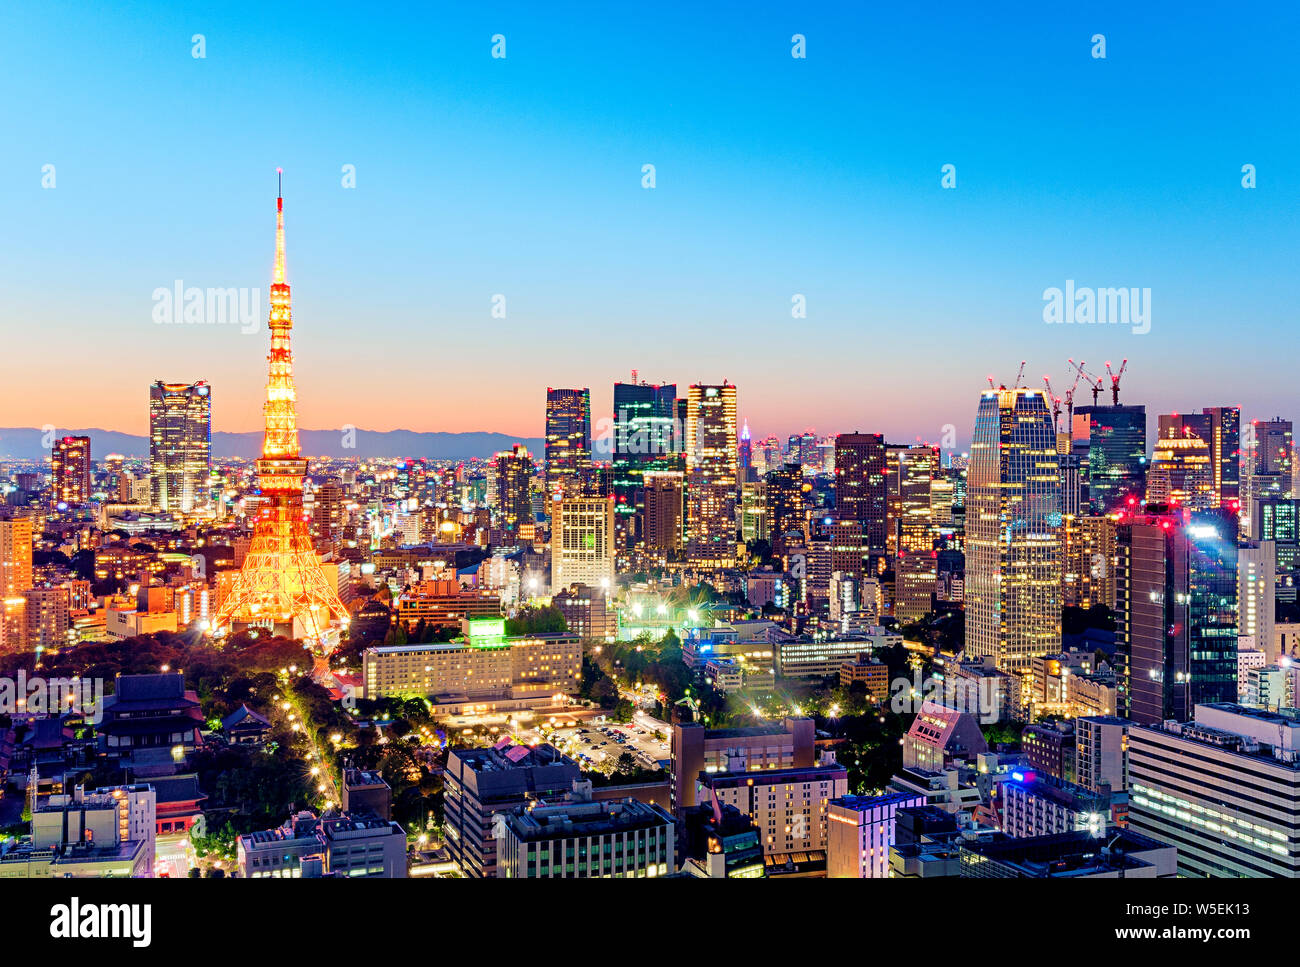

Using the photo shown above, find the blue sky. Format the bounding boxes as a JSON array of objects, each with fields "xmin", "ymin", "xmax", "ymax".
[{"xmin": 2, "ymin": 0, "xmax": 1297, "ymax": 449}]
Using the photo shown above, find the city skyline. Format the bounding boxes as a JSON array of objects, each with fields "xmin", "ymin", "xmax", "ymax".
[
  {"xmin": 5, "ymin": 2, "xmax": 1299, "ymax": 441},
  {"xmin": 6, "ymin": 0, "xmax": 1300, "ymax": 907}
]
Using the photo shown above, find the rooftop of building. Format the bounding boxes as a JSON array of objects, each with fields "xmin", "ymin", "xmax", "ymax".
[
  {"xmin": 830, "ymin": 792, "xmax": 925, "ymax": 812},
  {"xmin": 504, "ymin": 796, "xmax": 672, "ymax": 841},
  {"xmin": 1075, "ymin": 715, "xmax": 1131, "ymax": 726},
  {"xmin": 344, "ymin": 768, "xmax": 389, "ymax": 788},
  {"xmin": 321, "ymin": 814, "xmax": 403, "ymax": 839},
  {"xmin": 959, "ymin": 828, "xmax": 1169, "ymax": 877},
  {"xmin": 676, "ymin": 718, "xmax": 809, "ymax": 740},
  {"xmin": 698, "ymin": 762, "xmax": 847, "ymax": 788}
]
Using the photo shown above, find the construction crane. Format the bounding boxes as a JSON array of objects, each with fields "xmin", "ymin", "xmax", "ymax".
[
  {"xmin": 1105, "ymin": 359, "xmax": 1128, "ymax": 405},
  {"xmin": 1063, "ymin": 366, "xmax": 1084, "ymax": 433},
  {"xmin": 1043, "ymin": 376, "xmax": 1062, "ymax": 433},
  {"xmin": 1012, "ymin": 361, "xmax": 1026, "ymax": 389},
  {"xmin": 1068, "ymin": 358, "xmax": 1104, "ymax": 406}
]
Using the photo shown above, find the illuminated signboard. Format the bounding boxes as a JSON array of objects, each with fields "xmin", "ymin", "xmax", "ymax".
[{"xmin": 467, "ymin": 617, "xmax": 507, "ymax": 647}]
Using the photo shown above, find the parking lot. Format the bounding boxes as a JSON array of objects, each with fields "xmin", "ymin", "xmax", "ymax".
[{"xmin": 548, "ymin": 720, "xmax": 671, "ymax": 772}]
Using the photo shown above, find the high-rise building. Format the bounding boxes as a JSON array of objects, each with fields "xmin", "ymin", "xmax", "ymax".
[
  {"xmin": 492, "ymin": 445, "xmax": 534, "ymax": 537},
  {"xmin": 896, "ymin": 446, "xmax": 939, "ymax": 622},
  {"xmin": 211, "ymin": 178, "xmax": 351, "ymax": 647},
  {"xmin": 311, "ymin": 481, "xmax": 348, "ymax": 544},
  {"xmin": 966, "ymin": 388, "xmax": 1062, "ymax": 672},
  {"xmin": 550, "ymin": 496, "xmax": 615, "ymax": 591},
  {"xmin": 1073, "ymin": 404, "xmax": 1147, "ymax": 514},
  {"xmin": 738, "ymin": 478, "xmax": 768, "ymax": 545},
  {"xmin": 1242, "ymin": 418, "xmax": 1295, "ymax": 535},
  {"xmin": 149, "ymin": 380, "xmax": 212, "ymax": 513},
  {"xmin": 1128, "ymin": 704, "xmax": 1300, "ymax": 877},
  {"xmin": 24, "ymin": 585, "xmax": 70, "ymax": 649},
  {"xmin": 642, "ymin": 469, "xmax": 685, "ymax": 563},
  {"xmin": 834, "ymin": 433, "xmax": 887, "ymax": 551},
  {"xmin": 671, "ymin": 717, "xmax": 815, "ymax": 811},
  {"xmin": 1157, "ymin": 408, "xmax": 1241, "ymax": 508},
  {"xmin": 612, "ymin": 380, "xmax": 678, "ymax": 552},
  {"xmin": 1113, "ymin": 509, "xmax": 1238, "ymax": 725},
  {"xmin": 1148, "ymin": 433, "xmax": 1214, "ymax": 510},
  {"xmin": 827, "ymin": 792, "xmax": 928, "ymax": 879},
  {"xmin": 1073, "ymin": 715, "xmax": 1129, "ymax": 794},
  {"xmin": 496, "ymin": 787, "xmax": 676, "ymax": 879},
  {"xmin": 738, "ymin": 419, "xmax": 753, "ymax": 472},
  {"xmin": 1238, "ymin": 541, "xmax": 1276, "ymax": 653},
  {"xmin": 0, "ymin": 514, "xmax": 34, "ymax": 652},
  {"xmin": 698, "ymin": 761, "xmax": 848, "ymax": 860},
  {"xmin": 50, "ymin": 435, "xmax": 91, "ymax": 506},
  {"xmin": 1060, "ymin": 515, "xmax": 1116, "ymax": 610},
  {"xmin": 765, "ymin": 462, "xmax": 806, "ymax": 549},
  {"xmin": 684, "ymin": 383, "xmax": 738, "ymax": 568},
  {"xmin": 443, "ymin": 741, "xmax": 582, "ymax": 878},
  {"xmin": 544, "ymin": 388, "xmax": 591, "ymax": 498}
]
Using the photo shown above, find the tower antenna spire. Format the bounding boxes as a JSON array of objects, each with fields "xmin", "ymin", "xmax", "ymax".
[{"xmin": 273, "ymin": 168, "xmax": 286, "ymax": 284}]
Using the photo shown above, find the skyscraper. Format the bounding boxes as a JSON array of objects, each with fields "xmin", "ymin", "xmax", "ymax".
[
  {"xmin": 1113, "ymin": 509, "xmax": 1238, "ymax": 724},
  {"xmin": 685, "ymin": 383, "xmax": 738, "ymax": 568},
  {"xmin": 492, "ymin": 445, "xmax": 535, "ymax": 537},
  {"xmin": 0, "ymin": 514, "xmax": 34, "ymax": 653},
  {"xmin": 765, "ymin": 462, "xmax": 806, "ymax": 550},
  {"xmin": 738, "ymin": 419, "xmax": 753, "ymax": 473},
  {"xmin": 550, "ymin": 496, "xmax": 615, "ymax": 591},
  {"xmin": 611, "ymin": 380, "xmax": 678, "ymax": 552},
  {"xmin": 1156, "ymin": 407, "xmax": 1240, "ymax": 509},
  {"xmin": 149, "ymin": 380, "xmax": 212, "ymax": 513},
  {"xmin": 1148, "ymin": 433, "xmax": 1214, "ymax": 510},
  {"xmin": 966, "ymin": 388, "xmax": 1062, "ymax": 672},
  {"xmin": 1073, "ymin": 404, "xmax": 1147, "ymax": 514},
  {"xmin": 1243, "ymin": 418, "xmax": 1294, "ymax": 533},
  {"xmin": 1203, "ymin": 406, "xmax": 1241, "ymax": 506},
  {"xmin": 50, "ymin": 435, "xmax": 91, "ymax": 506},
  {"xmin": 642, "ymin": 469, "xmax": 685, "ymax": 563},
  {"xmin": 1238, "ymin": 541, "xmax": 1276, "ymax": 654},
  {"xmin": 834, "ymin": 433, "xmax": 887, "ymax": 552},
  {"xmin": 212, "ymin": 177, "xmax": 351, "ymax": 648},
  {"xmin": 544, "ymin": 388, "xmax": 591, "ymax": 498},
  {"xmin": 896, "ymin": 446, "xmax": 939, "ymax": 623}
]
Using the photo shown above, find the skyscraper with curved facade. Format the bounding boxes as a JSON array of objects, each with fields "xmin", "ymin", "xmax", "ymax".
[{"xmin": 965, "ymin": 388, "xmax": 1063, "ymax": 673}]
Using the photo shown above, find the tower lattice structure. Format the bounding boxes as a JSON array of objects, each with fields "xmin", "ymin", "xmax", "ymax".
[{"xmin": 212, "ymin": 175, "xmax": 350, "ymax": 649}]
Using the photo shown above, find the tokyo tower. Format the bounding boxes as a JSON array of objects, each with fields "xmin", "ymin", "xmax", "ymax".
[{"xmin": 212, "ymin": 173, "xmax": 350, "ymax": 650}]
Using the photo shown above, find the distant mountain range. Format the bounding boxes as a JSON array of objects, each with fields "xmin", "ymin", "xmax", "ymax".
[{"xmin": 0, "ymin": 428, "xmax": 548, "ymax": 462}]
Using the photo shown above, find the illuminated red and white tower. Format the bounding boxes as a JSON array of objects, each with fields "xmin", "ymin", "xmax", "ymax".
[{"xmin": 212, "ymin": 173, "xmax": 350, "ymax": 649}]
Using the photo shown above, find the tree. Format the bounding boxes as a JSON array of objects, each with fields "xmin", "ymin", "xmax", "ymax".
[{"xmin": 505, "ymin": 606, "xmax": 568, "ymax": 636}]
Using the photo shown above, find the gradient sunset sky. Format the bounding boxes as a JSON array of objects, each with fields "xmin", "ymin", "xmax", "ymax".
[{"xmin": 3, "ymin": 1, "xmax": 1298, "ymax": 449}]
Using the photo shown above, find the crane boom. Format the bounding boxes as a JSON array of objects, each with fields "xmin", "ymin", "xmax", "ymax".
[
  {"xmin": 1043, "ymin": 376, "xmax": 1062, "ymax": 433},
  {"xmin": 1105, "ymin": 359, "xmax": 1128, "ymax": 405}
]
